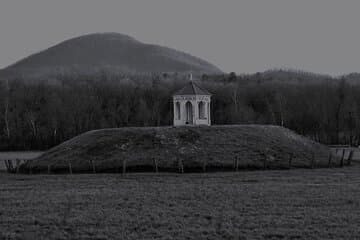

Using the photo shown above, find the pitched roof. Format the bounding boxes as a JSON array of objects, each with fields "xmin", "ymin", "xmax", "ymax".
[{"xmin": 173, "ymin": 81, "xmax": 211, "ymax": 96}]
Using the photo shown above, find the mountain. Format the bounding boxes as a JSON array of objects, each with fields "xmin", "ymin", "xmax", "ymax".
[{"xmin": 0, "ymin": 33, "xmax": 222, "ymax": 80}]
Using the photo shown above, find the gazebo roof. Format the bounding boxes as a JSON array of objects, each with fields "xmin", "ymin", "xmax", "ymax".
[{"xmin": 173, "ymin": 81, "xmax": 211, "ymax": 96}]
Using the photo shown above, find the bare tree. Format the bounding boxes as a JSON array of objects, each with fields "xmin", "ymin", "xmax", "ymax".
[{"xmin": 4, "ymin": 79, "xmax": 10, "ymax": 139}]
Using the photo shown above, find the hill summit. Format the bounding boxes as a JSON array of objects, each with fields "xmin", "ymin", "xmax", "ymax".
[{"xmin": 0, "ymin": 33, "xmax": 222, "ymax": 79}]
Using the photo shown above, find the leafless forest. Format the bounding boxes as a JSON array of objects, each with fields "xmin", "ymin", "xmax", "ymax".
[{"xmin": 1, "ymin": 69, "xmax": 359, "ymax": 150}]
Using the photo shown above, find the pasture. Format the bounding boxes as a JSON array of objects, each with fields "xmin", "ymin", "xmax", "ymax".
[{"xmin": 1, "ymin": 166, "xmax": 360, "ymax": 239}]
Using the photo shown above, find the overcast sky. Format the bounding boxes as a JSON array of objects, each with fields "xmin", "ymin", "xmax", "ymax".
[{"xmin": 0, "ymin": 0, "xmax": 360, "ymax": 75}]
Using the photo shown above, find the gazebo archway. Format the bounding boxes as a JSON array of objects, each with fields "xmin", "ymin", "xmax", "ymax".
[
  {"xmin": 185, "ymin": 101, "xmax": 193, "ymax": 124},
  {"xmin": 198, "ymin": 101, "xmax": 206, "ymax": 119}
]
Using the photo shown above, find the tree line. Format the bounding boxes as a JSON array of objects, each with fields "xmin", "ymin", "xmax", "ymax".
[{"xmin": 1, "ymin": 70, "xmax": 360, "ymax": 150}]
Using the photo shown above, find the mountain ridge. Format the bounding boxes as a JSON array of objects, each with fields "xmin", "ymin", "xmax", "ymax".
[{"xmin": 0, "ymin": 32, "xmax": 223, "ymax": 80}]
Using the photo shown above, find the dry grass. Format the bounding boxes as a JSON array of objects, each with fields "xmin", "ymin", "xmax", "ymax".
[
  {"xmin": 20, "ymin": 125, "xmax": 332, "ymax": 173},
  {"xmin": 0, "ymin": 152, "xmax": 44, "ymax": 171},
  {"xmin": 1, "ymin": 166, "xmax": 360, "ymax": 239}
]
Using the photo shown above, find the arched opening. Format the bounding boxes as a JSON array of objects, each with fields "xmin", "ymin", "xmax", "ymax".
[
  {"xmin": 185, "ymin": 101, "xmax": 193, "ymax": 124},
  {"xmin": 198, "ymin": 101, "xmax": 206, "ymax": 119},
  {"xmin": 175, "ymin": 102, "xmax": 181, "ymax": 120}
]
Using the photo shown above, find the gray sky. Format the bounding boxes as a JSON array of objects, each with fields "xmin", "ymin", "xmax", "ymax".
[{"xmin": 0, "ymin": 0, "xmax": 360, "ymax": 76}]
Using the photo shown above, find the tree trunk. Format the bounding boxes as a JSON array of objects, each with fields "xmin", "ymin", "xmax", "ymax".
[
  {"xmin": 4, "ymin": 98, "xmax": 10, "ymax": 139},
  {"xmin": 232, "ymin": 88, "xmax": 238, "ymax": 114},
  {"xmin": 28, "ymin": 112, "xmax": 37, "ymax": 138}
]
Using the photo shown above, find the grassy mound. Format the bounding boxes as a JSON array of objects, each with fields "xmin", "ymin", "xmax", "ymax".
[{"xmin": 21, "ymin": 125, "xmax": 333, "ymax": 173}]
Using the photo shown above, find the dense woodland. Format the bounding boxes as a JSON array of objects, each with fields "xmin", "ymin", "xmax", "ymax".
[{"xmin": 1, "ymin": 69, "xmax": 360, "ymax": 150}]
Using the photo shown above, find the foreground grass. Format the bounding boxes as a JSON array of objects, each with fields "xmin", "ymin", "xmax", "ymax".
[{"xmin": 1, "ymin": 167, "xmax": 360, "ymax": 239}]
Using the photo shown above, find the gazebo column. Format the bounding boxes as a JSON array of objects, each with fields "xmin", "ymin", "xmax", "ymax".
[{"xmin": 207, "ymin": 102, "xmax": 211, "ymax": 125}]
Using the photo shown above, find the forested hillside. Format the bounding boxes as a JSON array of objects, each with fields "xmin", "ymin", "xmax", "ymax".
[{"xmin": 1, "ymin": 69, "xmax": 360, "ymax": 150}]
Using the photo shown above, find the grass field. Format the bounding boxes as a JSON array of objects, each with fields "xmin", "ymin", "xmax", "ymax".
[{"xmin": 1, "ymin": 166, "xmax": 360, "ymax": 239}]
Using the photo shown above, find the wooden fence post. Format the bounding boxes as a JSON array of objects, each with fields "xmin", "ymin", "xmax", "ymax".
[
  {"xmin": 263, "ymin": 155, "xmax": 267, "ymax": 170},
  {"xmin": 92, "ymin": 159, "xmax": 96, "ymax": 173},
  {"xmin": 8, "ymin": 160, "xmax": 14, "ymax": 173},
  {"xmin": 5, "ymin": 160, "xmax": 9, "ymax": 173},
  {"xmin": 4, "ymin": 160, "xmax": 9, "ymax": 173},
  {"xmin": 202, "ymin": 159, "xmax": 207, "ymax": 173},
  {"xmin": 122, "ymin": 159, "xmax": 127, "ymax": 175},
  {"xmin": 178, "ymin": 158, "xmax": 184, "ymax": 173},
  {"xmin": 89, "ymin": 159, "xmax": 96, "ymax": 173},
  {"xmin": 340, "ymin": 149, "xmax": 345, "ymax": 167},
  {"xmin": 153, "ymin": 158, "xmax": 158, "ymax": 173},
  {"xmin": 68, "ymin": 161, "xmax": 73, "ymax": 175},
  {"xmin": 29, "ymin": 161, "xmax": 32, "ymax": 175},
  {"xmin": 347, "ymin": 150, "xmax": 354, "ymax": 166},
  {"xmin": 328, "ymin": 153, "xmax": 332, "ymax": 167},
  {"xmin": 234, "ymin": 156, "xmax": 239, "ymax": 171},
  {"xmin": 15, "ymin": 159, "xmax": 20, "ymax": 174},
  {"xmin": 88, "ymin": 159, "xmax": 91, "ymax": 173},
  {"xmin": 310, "ymin": 153, "xmax": 315, "ymax": 169}
]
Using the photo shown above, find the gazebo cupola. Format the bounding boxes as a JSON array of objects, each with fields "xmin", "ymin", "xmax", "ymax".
[{"xmin": 173, "ymin": 78, "xmax": 211, "ymax": 126}]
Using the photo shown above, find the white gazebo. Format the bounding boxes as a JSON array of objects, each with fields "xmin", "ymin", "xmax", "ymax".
[{"xmin": 173, "ymin": 79, "xmax": 211, "ymax": 126}]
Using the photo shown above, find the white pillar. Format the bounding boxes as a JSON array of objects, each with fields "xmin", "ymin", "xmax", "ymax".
[
  {"xmin": 207, "ymin": 102, "xmax": 211, "ymax": 126},
  {"xmin": 193, "ymin": 100, "xmax": 198, "ymax": 125}
]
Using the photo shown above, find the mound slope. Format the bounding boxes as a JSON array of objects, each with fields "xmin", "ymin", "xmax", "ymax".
[{"xmin": 21, "ymin": 125, "xmax": 334, "ymax": 173}]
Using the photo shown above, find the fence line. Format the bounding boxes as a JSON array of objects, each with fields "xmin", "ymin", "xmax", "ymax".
[{"xmin": 3, "ymin": 147, "xmax": 359, "ymax": 174}]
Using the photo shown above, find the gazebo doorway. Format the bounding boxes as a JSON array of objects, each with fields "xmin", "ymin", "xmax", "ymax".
[{"xmin": 185, "ymin": 101, "xmax": 193, "ymax": 124}]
